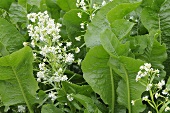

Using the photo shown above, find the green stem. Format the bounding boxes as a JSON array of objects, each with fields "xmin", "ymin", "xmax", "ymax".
[
  {"xmin": 110, "ymin": 68, "xmax": 115, "ymax": 113},
  {"xmin": 149, "ymin": 90, "xmax": 159, "ymax": 113},
  {"xmin": 122, "ymin": 66, "xmax": 131, "ymax": 113}
]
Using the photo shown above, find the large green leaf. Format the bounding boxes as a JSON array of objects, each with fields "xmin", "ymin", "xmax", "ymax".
[
  {"xmin": 82, "ymin": 46, "xmax": 117, "ymax": 112},
  {"xmin": 41, "ymin": 104, "xmax": 63, "ymax": 113},
  {"xmin": 73, "ymin": 94, "xmax": 101, "ymax": 113},
  {"xmin": 57, "ymin": 81, "xmax": 93, "ymax": 112},
  {"xmin": 62, "ymin": 9, "xmax": 89, "ymax": 42},
  {"xmin": 0, "ymin": 18, "xmax": 25, "ymax": 55},
  {"xmin": 84, "ymin": 0, "xmax": 133, "ymax": 48},
  {"xmin": 0, "ymin": 42, "xmax": 9, "ymax": 56},
  {"xmin": 9, "ymin": 2, "xmax": 27, "ymax": 25},
  {"xmin": 61, "ymin": 81, "xmax": 93, "ymax": 97},
  {"xmin": 28, "ymin": 0, "xmax": 41, "ymax": 8},
  {"xmin": 107, "ymin": 2, "xmax": 141, "ymax": 24},
  {"xmin": 140, "ymin": 0, "xmax": 170, "ymax": 74},
  {"xmin": 0, "ymin": 47, "xmax": 39, "ymax": 113},
  {"xmin": 110, "ymin": 19, "xmax": 135, "ymax": 40},
  {"xmin": 100, "ymin": 29, "xmax": 130, "ymax": 57},
  {"xmin": 109, "ymin": 56, "xmax": 146, "ymax": 113},
  {"xmin": 0, "ymin": 0, "xmax": 14, "ymax": 11},
  {"xmin": 56, "ymin": 0, "xmax": 77, "ymax": 11},
  {"xmin": 128, "ymin": 32, "xmax": 167, "ymax": 69}
]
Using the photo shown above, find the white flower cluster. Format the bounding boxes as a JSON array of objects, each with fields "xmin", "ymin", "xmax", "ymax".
[
  {"xmin": 136, "ymin": 63, "xmax": 159, "ymax": 82},
  {"xmin": 135, "ymin": 63, "xmax": 170, "ymax": 112},
  {"xmin": 27, "ymin": 11, "xmax": 81, "ymax": 101},
  {"xmin": 18, "ymin": 105, "xmax": 26, "ymax": 113},
  {"xmin": 48, "ymin": 91, "xmax": 57, "ymax": 101}
]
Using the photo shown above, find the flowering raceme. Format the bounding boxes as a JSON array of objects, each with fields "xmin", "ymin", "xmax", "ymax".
[
  {"xmin": 27, "ymin": 11, "xmax": 81, "ymax": 102},
  {"xmin": 132, "ymin": 63, "xmax": 170, "ymax": 112}
]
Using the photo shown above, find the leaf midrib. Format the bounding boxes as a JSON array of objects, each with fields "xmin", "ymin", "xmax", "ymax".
[
  {"xmin": 122, "ymin": 65, "xmax": 131, "ymax": 113},
  {"xmin": 7, "ymin": 58, "xmax": 33, "ymax": 113}
]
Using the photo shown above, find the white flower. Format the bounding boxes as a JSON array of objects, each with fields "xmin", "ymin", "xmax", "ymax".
[
  {"xmin": 80, "ymin": 23, "xmax": 85, "ymax": 29},
  {"xmin": 40, "ymin": 45, "xmax": 49, "ymax": 56},
  {"xmin": 37, "ymin": 71, "xmax": 45, "ymax": 81},
  {"xmin": 157, "ymin": 80, "xmax": 165, "ymax": 89},
  {"xmin": 18, "ymin": 105, "xmax": 26, "ymax": 113},
  {"xmin": 61, "ymin": 75, "xmax": 68, "ymax": 81},
  {"xmin": 75, "ymin": 47, "xmax": 80, "ymax": 53},
  {"xmin": 77, "ymin": 12, "xmax": 82, "ymax": 18},
  {"xmin": 23, "ymin": 42, "xmax": 29, "ymax": 46},
  {"xmin": 33, "ymin": 53, "xmax": 37, "ymax": 59},
  {"xmin": 102, "ymin": 1, "xmax": 106, "ymax": 6},
  {"xmin": 77, "ymin": 58, "xmax": 82, "ymax": 65},
  {"xmin": 65, "ymin": 53, "xmax": 74, "ymax": 64},
  {"xmin": 131, "ymin": 100, "xmax": 135, "ymax": 106},
  {"xmin": 48, "ymin": 91, "xmax": 57, "ymax": 101},
  {"xmin": 129, "ymin": 16, "xmax": 134, "ymax": 20},
  {"xmin": 31, "ymin": 40, "xmax": 35, "ymax": 48},
  {"xmin": 93, "ymin": 4, "xmax": 99, "ymax": 10},
  {"xmin": 165, "ymin": 106, "xmax": 170, "ymax": 112},
  {"xmin": 146, "ymin": 84, "xmax": 152, "ymax": 91},
  {"xmin": 135, "ymin": 75, "xmax": 141, "ymax": 82},
  {"xmin": 54, "ymin": 76, "xmax": 62, "ymax": 82},
  {"xmin": 27, "ymin": 13, "xmax": 37, "ymax": 22},
  {"xmin": 148, "ymin": 111, "xmax": 152, "ymax": 113},
  {"xmin": 144, "ymin": 63, "xmax": 151, "ymax": 70},
  {"xmin": 142, "ymin": 96, "xmax": 148, "ymax": 101},
  {"xmin": 39, "ymin": 63, "xmax": 46, "ymax": 70},
  {"xmin": 67, "ymin": 94, "xmax": 74, "ymax": 101},
  {"xmin": 155, "ymin": 92, "xmax": 160, "ymax": 99},
  {"xmin": 162, "ymin": 88, "xmax": 169, "ymax": 95},
  {"xmin": 75, "ymin": 36, "xmax": 81, "ymax": 41},
  {"xmin": 66, "ymin": 42, "xmax": 72, "ymax": 47},
  {"xmin": 80, "ymin": 0, "xmax": 86, "ymax": 6}
]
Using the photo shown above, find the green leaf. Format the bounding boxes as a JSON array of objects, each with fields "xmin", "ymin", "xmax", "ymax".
[
  {"xmin": 18, "ymin": 0, "xmax": 27, "ymax": 8},
  {"xmin": 0, "ymin": 0, "xmax": 14, "ymax": 11},
  {"xmin": 57, "ymin": 82, "xmax": 93, "ymax": 112},
  {"xmin": 57, "ymin": 81, "xmax": 93, "ymax": 102},
  {"xmin": 41, "ymin": 104, "xmax": 63, "ymax": 113},
  {"xmin": 107, "ymin": 2, "xmax": 141, "ymax": 24},
  {"xmin": 0, "ymin": 18, "xmax": 26, "ymax": 55},
  {"xmin": 28, "ymin": 0, "xmax": 41, "ymax": 8},
  {"xmin": 0, "ymin": 42, "xmax": 9, "ymax": 56},
  {"xmin": 62, "ymin": 9, "xmax": 89, "ymax": 59},
  {"xmin": 56, "ymin": 0, "xmax": 77, "ymax": 11},
  {"xmin": 100, "ymin": 29, "xmax": 130, "ymax": 57},
  {"xmin": 84, "ymin": 0, "xmax": 132, "ymax": 47},
  {"xmin": 62, "ymin": 9, "xmax": 89, "ymax": 42},
  {"xmin": 73, "ymin": 94, "xmax": 101, "ymax": 113},
  {"xmin": 140, "ymin": 0, "xmax": 170, "ymax": 74},
  {"xmin": 9, "ymin": 2, "xmax": 27, "ymax": 25},
  {"xmin": 82, "ymin": 46, "xmax": 115, "ymax": 111},
  {"xmin": 110, "ymin": 19, "xmax": 135, "ymax": 40},
  {"xmin": 0, "ymin": 47, "xmax": 39, "ymax": 113},
  {"xmin": 109, "ymin": 56, "xmax": 146, "ymax": 113},
  {"xmin": 62, "ymin": 81, "xmax": 93, "ymax": 97},
  {"xmin": 128, "ymin": 31, "xmax": 167, "ymax": 69}
]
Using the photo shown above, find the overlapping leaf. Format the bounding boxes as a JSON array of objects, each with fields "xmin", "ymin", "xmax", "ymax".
[
  {"xmin": 56, "ymin": 0, "xmax": 77, "ymax": 11},
  {"xmin": 109, "ymin": 56, "xmax": 146, "ymax": 113},
  {"xmin": 141, "ymin": 0, "xmax": 170, "ymax": 74},
  {"xmin": 84, "ymin": 0, "xmax": 133, "ymax": 47},
  {"xmin": 9, "ymin": 2, "xmax": 27, "ymax": 25},
  {"xmin": 0, "ymin": 18, "xmax": 25, "ymax": 56},
  {"xmin": 0, "ymin": 47, "xmax": 39, "ymax": 113}
]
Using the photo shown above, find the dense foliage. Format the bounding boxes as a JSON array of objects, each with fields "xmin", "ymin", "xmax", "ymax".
[{"xmin": 0, "ymin": 0, "xmax": 170, "ymax": 113}]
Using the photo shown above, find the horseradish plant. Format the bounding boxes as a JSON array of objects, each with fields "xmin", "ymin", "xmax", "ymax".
[{"xmin": 0, "ymin": 0, "xmax": 170, "ymax": 113}]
